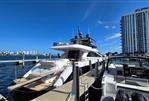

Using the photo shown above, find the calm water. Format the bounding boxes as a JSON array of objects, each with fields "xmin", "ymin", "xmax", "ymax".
[{"xmin": 0, "ymin": 55, "xmax": 49, "ymax": 101}]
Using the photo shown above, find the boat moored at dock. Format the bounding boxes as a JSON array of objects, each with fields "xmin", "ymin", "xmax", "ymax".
[
  {"xmin": 101, "ymin": 56, "xmax": 149, "ymax": 101},
  {"xmin": 8, "ymin": 32, "xmax": 104, "ymax": 100}
]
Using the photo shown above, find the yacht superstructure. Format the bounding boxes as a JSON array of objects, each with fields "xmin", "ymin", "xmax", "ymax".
[{"xmin": 52, "ymin": 43, "xmax": 103, "ymax": 86}]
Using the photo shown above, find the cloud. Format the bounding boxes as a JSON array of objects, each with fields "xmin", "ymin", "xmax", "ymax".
[
  {"xmin": 112, "ymin": 26, "xmax": 116, "ymax": 29},
  {"xmin": 104, "ymin": 25, "xmax": 110, "ymax": 29},
  {"xmin": 97, "ymin": 20, "xmax": 103, "ymax": 24},
  {"xmin": 105, "ymin": 33, "xmax": 121, "ymax": 41},
  {"xmin": 96, "ymin": 20, "xmax": 117, "ymax": 30},
  {"xmin": 104, "ymin": 25, "xmax": 116, "ymax": 29},
  {"xmin": 118, "ymin": 46, "xmax": 122, "ymax": 49},
  {"xmin": 82, "ymin": 2, "xmax": 97, "ymax": 21}
]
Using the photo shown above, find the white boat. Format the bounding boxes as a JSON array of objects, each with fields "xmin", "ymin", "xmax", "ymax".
[
  {"xmin": 52, "ymin": 43, "xmax": 103, "ymax": 87},
  {"xmin": 8, "ymin": 33, "xmax": 104, "ymax": 94},
  {"xmin": 101, "ymin": 56, "xmax": 149, "ymax": 101},
  {"xmin": 0, "ymin": 94, "xmax": 7, "ymax": 101}
]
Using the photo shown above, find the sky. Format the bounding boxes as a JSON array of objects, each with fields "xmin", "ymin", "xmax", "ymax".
[{"xmin": 0, "ymin": 0, "xmax": 149, "ymax": 54}]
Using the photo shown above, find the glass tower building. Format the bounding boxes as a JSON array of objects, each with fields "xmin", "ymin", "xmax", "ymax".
[{"xmin": 121, "ymin": 7, "xmax": 149, "ymax": 55}]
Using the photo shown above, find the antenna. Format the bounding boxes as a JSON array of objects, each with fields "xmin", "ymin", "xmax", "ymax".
[
  {"xmin": 87, "ymin": 24, "xmax": 90, "ymax": 34},
  {"xmin": 77, "ymin": 26, "xmax": 80, "ymax": 34},
  {"xmin": 72, "ymin": 27, "xmax": 75, "ymax": 37}
]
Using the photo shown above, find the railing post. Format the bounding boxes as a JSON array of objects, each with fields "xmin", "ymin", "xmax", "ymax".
[
  {"xmin": 102, "ymin": 60, "xmax": 105, "ymax": 70},
  {"xmin": 106, "ymin": 59, "xmax": 109, "ymax": 70},
  {"xmin": 71, "ymin": 60, "xmax": 80, "ymax": 101},
  {"xmin": 89, "ymin": 60, "xmax": 92, "ymax": 71},
  {"xmin": 96, "ymin": 59, "xmax": 99, "ymax": 78},
  {"xmin": 76, "ymin": 65, "xmax": 80, "ymax": 101},
  {"xmin": 49, "ymin": 53, "xmax": 51, "ymax": 60},
  {"xmin": 22, "ymin": 53, "xmax": 25, "ymax": 66}
]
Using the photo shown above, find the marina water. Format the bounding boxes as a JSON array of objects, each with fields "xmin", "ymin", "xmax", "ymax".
[{"xmin": 0, "ymin": 55, "xmax": 49, "ymax": 101}]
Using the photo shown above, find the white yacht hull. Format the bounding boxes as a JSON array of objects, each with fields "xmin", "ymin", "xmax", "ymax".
[
  {"xmin": 10, "ymin": 59, "xmax": 70, "ymax": 92},
  {"xmin": 54, "ymin": 58, "xmax": 102, "ymax": 87}
]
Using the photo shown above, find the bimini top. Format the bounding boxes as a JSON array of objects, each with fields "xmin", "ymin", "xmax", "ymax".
[{"xmin": 51, "ymin": 43, "xmax": 98, "ymax": 52}]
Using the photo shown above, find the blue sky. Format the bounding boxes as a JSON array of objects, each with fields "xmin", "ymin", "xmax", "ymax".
[{"xmin": 0, "ymin": 0, "xmax": 149, "ymax": 54}]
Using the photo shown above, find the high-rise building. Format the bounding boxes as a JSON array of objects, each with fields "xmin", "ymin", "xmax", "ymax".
[{"xmin": 121, "ymin": 7, "xmax": 149, "ymax": 55}]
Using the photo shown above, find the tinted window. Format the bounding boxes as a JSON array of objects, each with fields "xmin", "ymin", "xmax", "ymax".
[
  {"xmin": 68, "ymin": 50, "xmax": 80, "ymax": 60},
  {"xmin": 87, "ymin": 52, "xmax": 101, "ymax": 57}
]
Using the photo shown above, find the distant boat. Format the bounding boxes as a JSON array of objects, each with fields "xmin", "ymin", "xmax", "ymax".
[{"xmin": 8, "ymin": 32, "xmax": 104, "ymax": 97}]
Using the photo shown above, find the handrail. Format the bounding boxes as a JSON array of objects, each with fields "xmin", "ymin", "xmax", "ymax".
[{"xmin": 53, "ymin": 38, "xmax": 97, "ymax": 48}]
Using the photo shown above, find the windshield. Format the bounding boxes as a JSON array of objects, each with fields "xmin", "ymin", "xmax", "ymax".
[
  {"xmin": 108, "ymin": 57, "xmax": 149, "ymax": 69},
  {"xmin": 107, "ymin": 57, "xmax": 149, "ymax": 79},
  {"xmin": 108, "ymin": 57, "xmax": 149, "ymax": 85}
]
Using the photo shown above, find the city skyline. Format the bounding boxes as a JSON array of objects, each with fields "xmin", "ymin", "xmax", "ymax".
[{"xmin": 0, "ymin": 0, "xmax": 149, "ymax": 53}]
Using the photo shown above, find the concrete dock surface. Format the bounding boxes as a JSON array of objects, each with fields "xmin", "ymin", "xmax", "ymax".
[{"xmin": 32, "ymin": 71, "xmax": 96, "ymax": 101}]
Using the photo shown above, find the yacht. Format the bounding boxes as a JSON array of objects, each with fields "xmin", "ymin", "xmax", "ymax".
[
  {"xmin": 101, "ymin": 56, "xmax": 149, "ymax": 101},
  {"xmin": 8, "ymin": 33, "xmax": 103, "ymax": 95},
  {"xmin": 0, "ymin": 94, "xmax": 7, "ymax": 101}
]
